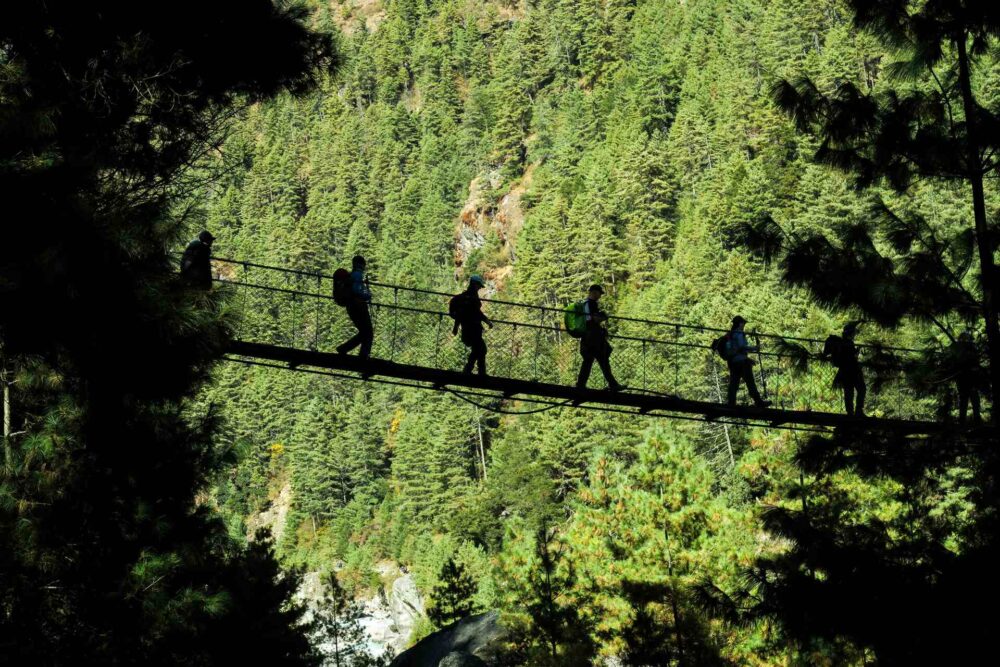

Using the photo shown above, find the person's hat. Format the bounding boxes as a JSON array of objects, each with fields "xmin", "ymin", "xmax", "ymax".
[
  {"xmin": 732, "ymin": 315, "xmax": 747, "ymax": 326},
  {"xmin": 469, "ymin": 274, "xmax": 486, "ymax": 287},
  {"xmin": 588, "ymin": 284, "xmax": 604, "ymax": 294},
  {"xmin": 843, "ymin": 320, "xmax": 860, "ymax": 337},
  {"xmin": 199, "ymin": 230, "xmax": 215, "ymax": 243}
]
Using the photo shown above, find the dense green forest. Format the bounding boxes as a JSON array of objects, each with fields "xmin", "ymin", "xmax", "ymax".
[
  {"xmin": 4, "ymin": 0, "xmax": 1000, "ymax": 665},
  {"xmin": 184, "ymin": 0, "xmax": 1000, "ymax": 663}
]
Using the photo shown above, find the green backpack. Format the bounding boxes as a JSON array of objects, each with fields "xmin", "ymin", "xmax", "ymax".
[{"xmin": 564, "ymin": 301, "xmax": 587, "ymax": 338}]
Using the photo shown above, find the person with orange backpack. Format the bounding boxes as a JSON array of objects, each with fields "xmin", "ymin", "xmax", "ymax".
[
  {"xmin": 334, "ymin": 255, "xmax": 373, "ymax": 359},
  {"xmin": 450, "ymin": 274, "xmax": 492, "ymax": 375}
]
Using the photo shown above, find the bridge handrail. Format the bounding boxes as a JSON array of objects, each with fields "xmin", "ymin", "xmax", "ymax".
[
  {"xmin": 207, "ymin": 255, "xmax": 924, "ymax": 355},
  {"xmin": 215, "ymin": 276, "xmax": 913, "ymax": 363}
]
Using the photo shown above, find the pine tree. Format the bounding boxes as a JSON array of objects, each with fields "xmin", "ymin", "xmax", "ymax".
[
  {"xmin": 0, "ymin": 2, "xmax": 333, "ymax": 663},
  {"xmin": 426, "ymin": 557, "xmax": 479, "ymax": 627}
]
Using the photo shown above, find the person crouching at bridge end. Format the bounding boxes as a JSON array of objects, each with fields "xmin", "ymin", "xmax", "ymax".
[
  {"xmin": 725, "ymin": 316, "xmax": 770, "ymax": 409},
  {"xmin": 450, "ymin": 274, "xmax": 493, "ymax": 376},
  {"xmin": 575, "ymin": 284, "xmax": 621, "ymax": 392},
  {"xmin": 336, "ymin": 255, "xmax": 374, "ymax": 360}
]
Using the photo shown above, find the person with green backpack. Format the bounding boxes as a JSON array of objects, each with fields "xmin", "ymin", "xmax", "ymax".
[{"xmin": 574, "ymin": 284, "xmax": 621, "ymax": 392}]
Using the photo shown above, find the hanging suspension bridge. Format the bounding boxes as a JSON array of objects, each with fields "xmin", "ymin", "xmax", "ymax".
[{"xmin": 210, "ymin": 256, "xmax": 979, "ymax": 435}]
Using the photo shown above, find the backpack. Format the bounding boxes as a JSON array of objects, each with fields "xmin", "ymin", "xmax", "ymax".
[
  {"xmin": 449, "ymin": 292, "xmax": 474, "ymax": 322},
  {"xmin": 823, "ymin": 335, "xmax": 844, "ymax": 367},
  {"xmin": 564, "ymin": 301, "xmax": 587, "ymax": 338},
  {"xmin": 332, "ymin": 268, "xmax": 352, "ymax": 307},
  {"xmin": 711, "ymin": 333, "xmax": 733, "ymax": 360}
]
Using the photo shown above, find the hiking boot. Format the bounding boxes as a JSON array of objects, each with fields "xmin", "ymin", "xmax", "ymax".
[{"xmin": 754, "ymin": 400, "xmax": 772, "ymax": 408}]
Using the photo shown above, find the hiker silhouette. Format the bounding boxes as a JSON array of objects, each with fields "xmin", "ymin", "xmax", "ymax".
[
  {"xmin": 948, "ymin": 332, "xmax": 983, "ymax": 424},
  {"xmin": 180, "ymin": 230, "xmax": 215, "ymax": 289},
  {"xmin": 824, "ymin": 321, "xmax": 866, "ymax": 417},
  {"xmin": 336, "ymin": 255, "xmax": 373, "ymax": 360},
  {"xmin": 724, "ymin": 316, "xmax": 770, "ymax": 408},
  {"xmin": 450, "ymin": 275, "xmax": 492, "ymax": 376},
  {"xmin": 575, "ymin": 285, "xmax": 621, "ymax": 392}
]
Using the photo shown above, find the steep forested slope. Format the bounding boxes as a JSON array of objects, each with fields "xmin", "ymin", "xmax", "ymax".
[{"xmin": 187, "ymin": 0, "xmax": 997, "ymax": 662}]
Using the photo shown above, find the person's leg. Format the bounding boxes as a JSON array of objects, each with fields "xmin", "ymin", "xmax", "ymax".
[
  {"xmin": 959, "ymin": 385, "xmax": 969, "ymax": 423},
  {"xmin": 577, "ymin": 349, "xmax": 595, "ymax": 389},
  {"xmin": 463, "ymin": 344, "xmax": 476, "ymax": 373},
  {"xmin": 358, "ymin": 306, "xmax": 373, "ymax": 359},
  {"xmin": 339, "ymin": 304, "xmax": 366, "ymax": 355},
  {"xmin": 972, "ymin": 388, "xmax": 982, "ymax": 423},
  {"xmin": 338, "ymin": 309, "xmax": 362, "ymax": 353},
  {"xmin": 475, "ymin": 338, "xmax": 487, "ymax": 375},
  {"xmin": 596, "ymin": 351, "xmax": 620, "ymax": 390},
  {"xmin": 740, "ymin": 362, "xmax": 766, "ymax": 405},
  {"xmin": 855, "ymin": 373, "xmax": 866, "ymax": 417},
  {"xmin": 727, "ymin": 362, "xmax": 740, "ymax": 406},
  {"xmin": 843, "ymin": 385, "xmax": 855, "ymax": 416}
]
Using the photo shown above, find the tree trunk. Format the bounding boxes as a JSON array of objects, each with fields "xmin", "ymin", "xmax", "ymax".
[{"xmin": 957, "ymin": 33, "xmax": 1000, "ymax": 420}]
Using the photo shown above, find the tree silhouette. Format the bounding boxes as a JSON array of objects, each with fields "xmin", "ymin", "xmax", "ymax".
[
  {"xmin": 730, "ymin": 1, "xmax": 1000, "ymax": 660},
  {"xmin": 427, "ymin": 557, "xmax": 479, "ymax": 627},
  {"xmin": 0, "ymin": 2, "xmax": 333, "ymax": 663},
  {"xmin": 764, "ymin": 0, "xmax": 1000, "ymax": 410}
]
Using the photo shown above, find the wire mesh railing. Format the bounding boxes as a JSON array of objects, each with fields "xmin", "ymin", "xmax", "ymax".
[{"xmin": 211, "ymin": 256, "xmax": 936, "ymax": 420}]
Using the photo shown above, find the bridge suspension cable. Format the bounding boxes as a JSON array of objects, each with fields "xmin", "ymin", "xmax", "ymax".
[{"xmin": 206, "ymin": 254, "xmax": 981, "ymax": 434}]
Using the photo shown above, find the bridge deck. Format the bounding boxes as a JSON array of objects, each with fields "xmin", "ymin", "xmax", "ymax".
[{"xmin": 228, "ymin": 341, "xmax": 962, "ymax": 435}]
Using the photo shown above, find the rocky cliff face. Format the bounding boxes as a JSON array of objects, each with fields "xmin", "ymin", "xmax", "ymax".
[
  {"xmin": 297, "ymin": 565, "xmax": 426, "ymax": 661},
  {"xmin": 454, "ymin": 167, "xmax": 531, "ymax": 293},
  {"xmin": 245, "ymin": 480, "xmax": 292, "ymax": 543}
]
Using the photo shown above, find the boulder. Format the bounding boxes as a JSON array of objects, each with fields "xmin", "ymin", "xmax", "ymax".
[
  {"xmin": 390, "ymin": 611, "xmax": 505, "ymax": 667},
  {"xmin": 438, "ymin": 651, "xmax": 488, "ymax": 667}
]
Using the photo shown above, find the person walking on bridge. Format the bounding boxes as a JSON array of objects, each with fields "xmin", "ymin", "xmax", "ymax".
[
  {"xmin": 823, "ymin": 321, "xmax": 866, "ymax": 417},
  {"xmin": 336, "ymin": 255, "xmax": 373, "ymax": 360},
  {"xmin": 180, "ymin": 230, "xmax": 215, "ymax": 290},
  {"xmin": 450, "ymin": 274, "xmax": 493, "ymax": 375},
  {"xmin": 947, "ymin": 331, "xmax": 983, "ymax": 424},
  {"xmin": 724, "ymin": 316, "xmax": 770, "ymax": 408},
  {"xmin": 575, "ymin": 284, "xmax": 621, "ymax": 392}
]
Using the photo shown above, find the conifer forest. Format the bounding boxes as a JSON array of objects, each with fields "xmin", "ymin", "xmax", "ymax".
[{"xmin": 3, "ymin": 1, "xmax": 1000, "ymax": 665}]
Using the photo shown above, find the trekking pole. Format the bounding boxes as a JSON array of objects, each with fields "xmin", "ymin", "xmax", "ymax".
[
  {"xmin": 239, "ymin": 263, "xmax": 250, "ymax": 341},
  {"xmin": 313, "ymin": 274, "xmax": 321, "ymax": 351},
  {"xmin": 642, "ymin": 339, "xmax": 648, "ymax": 393},
  {"xmin": 434, "ymin": 313, "xmax": 442, "ymax": 367},
  {"xmin": 674, "ymin": 325, "xmax": 681, "ymax": 391},
  {"xmin": 390, "ymin": 287, "xmax": 399, "ymax": 362},
  {"xmin": 509, "ymin": 323, "xmax": 517, "ymax": 377},
  {"xmin": 753, "ymin": 331, "xmax": 769, "ymax": 401}
]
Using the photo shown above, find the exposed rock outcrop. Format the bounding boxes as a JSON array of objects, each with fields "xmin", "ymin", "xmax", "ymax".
[
  {"xmin": 389, "ymin": 573, "xmax": 425, "ymax": 645},
  {"xmin": 454, "ymin": 167, "xmax": 532, "ymax": 293},
  {"xmin": 245, "ymin": 481, "xmax": 292, "ymax": 543},
  {"xmin": 389, "ymin": 611, "xmax": 505, "ymax": 667}
]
